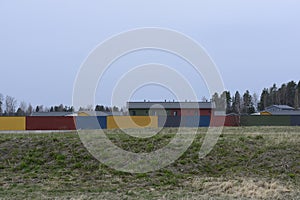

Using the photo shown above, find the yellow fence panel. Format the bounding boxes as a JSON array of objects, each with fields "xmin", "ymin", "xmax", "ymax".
[
  {"xmin": 107, "ymin": 116, "xmax": 158, "ymax": 129},
  {"xmin": 0, "ymin": 117, "xmax": 26, "ymax": 131}
]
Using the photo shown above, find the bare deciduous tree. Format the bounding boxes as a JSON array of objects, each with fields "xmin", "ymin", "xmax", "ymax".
[
  {"xmin": 5, "ymin": 95, "xmax": 17, "ymax": 115},
  {"xmin": 20, "ymin": 101, "xmax": 27, "ymax": 113},
  {"xmin": 0, "ymin": 93, "xmax": 3, "ymax": 115},
  {"xmin": 252, "ymin": 92, "xmax": 259, "ymax": 111},
  {"xmin": 26, "ymin": 104, "xmax": 33, "ymax": 116},
  {"xmin": 201, "ymin": 96, "xmax": 208, "ymax": 102}
]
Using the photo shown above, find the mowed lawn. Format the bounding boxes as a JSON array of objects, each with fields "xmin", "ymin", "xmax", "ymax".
[{"xmin": 0, "ymin": 127, "xmax": 300, "ymax": 199}]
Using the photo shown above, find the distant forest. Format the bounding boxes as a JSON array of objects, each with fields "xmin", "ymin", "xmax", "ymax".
[
  {"xmin": 212, "ymin": 80, "xmax": 300, "ymax": 115},
  {"xmin": 1, "ymin": 80, "xmax": 300, "ymax": 116}
]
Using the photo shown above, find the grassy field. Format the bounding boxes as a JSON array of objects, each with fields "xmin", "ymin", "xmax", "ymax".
[{"xmin": 0, "ymin": 127, "xmax": 300, "ymax": 199}]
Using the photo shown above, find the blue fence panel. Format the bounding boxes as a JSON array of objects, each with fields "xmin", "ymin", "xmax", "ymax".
[
  {"xmin": 182, "ymin": 116, "xmax": 200, "ymax": 127},
  {"xmin": 158, "ymin": 116, "xmax": 166, "ymax": 127},
  {"xmin": 199, "ymin": 116, "xmax": 211, "ymax": 127},
  {"xmin": 290, "ymin": 115, "xmax": 300, "ymax": 126},
  {"xmin": 75, "ymin": 116, "xmax": 107, "ymax": 129},
  {"xmin": 97, "ymin": 116, "xmax": 107, "ymax": 129},
  {"xmin": 165, "ymin": 116, "xmax": 181, "ymax": 127},
  {"xmin": 158, "ymin": 116, "xmax": 210, "ymax": 127},
  {"xmin": 158, "ymin": 116, "xmax": 181, "ymax": 127}
]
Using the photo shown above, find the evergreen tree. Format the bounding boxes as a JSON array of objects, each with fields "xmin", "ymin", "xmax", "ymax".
[
  {"xmin": 105, "ymin": 106, "xmax": 111, "ymax": 112},
  {"xmin": 16, "ymin": 107, "xmax": 25, "ymax": 116},
  {"xmin": 279, "ymin": 84, "xmax": 287, "ymax": 105},
  {"xmin": 258, "ymin": 88, "xmax": 269, "ymax": 111},
  {"xmin": 270, "ymin": 84, "xmax": 278, "ymax": 105},
  {"xmin": 295, "ymin": 88, "xmax": 299, "ymax": 109},
  {"xmin": 242, "ymin": 90, "xmax": 255, "ymax": 114},
  {"xmin": 95, "ymin": 105, "xmax": 105, "ymax": 111},
  {"xmin": 232, "ymin": 91, "xmax": 241, "ymax": 114},
  {"xmin": 297, "ymin": 81, "xmax": 300, "ymax": 92},
  {"xmin": 225, "ymin": 91, "xmax": 232, "ymax": 113},
  {"xmin": 69, "ymin": 106, "xmax": 74, "ymax": 112},
  {"xmin": 112, "ymin": 106, "xmax": 119, "ymax": 112},
  {"xmin": 286, "ymin": 81, "xmax": 296, "ymax": 107},
  {"xmin": 220, "ymin": 91, "xmax": 231, "ymax": 113},
  {"xmin": 63, "ymin": 106, "xmax": 68, "ymax": 112}
]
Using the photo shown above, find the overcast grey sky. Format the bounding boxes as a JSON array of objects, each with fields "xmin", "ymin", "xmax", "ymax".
[{"xmin": 0, "ymin": 0, "xmax": 300, "ymax": 108}]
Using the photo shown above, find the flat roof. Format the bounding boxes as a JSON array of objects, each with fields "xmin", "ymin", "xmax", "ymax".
[
  {"xmin": 266, "ymin": 105, "xmax": 295, "ymax": 110},
  {"xmin": 127, "ymin": 101, "xmax": 213, "ymax": 109},
  {"xmin": 30, "ymin": 112, "xmax": 74, "ymax": 116}
]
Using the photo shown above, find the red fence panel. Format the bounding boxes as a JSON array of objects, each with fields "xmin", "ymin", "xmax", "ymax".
[
  {"xmin": 224, "ymin": 116, "xmax": 240, "ymax": 126},
  {"xmin": 26, "ymin": 116, "xmax": 76, "ymax": 130},
  {"xmin": 210, "ymin": 116, "xmax": 240, "ymax": 127}
]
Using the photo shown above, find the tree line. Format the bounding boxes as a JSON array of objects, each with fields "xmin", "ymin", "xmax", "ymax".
[
  {"xmin": 0, "ymin": 94, "xmax": 76, "ymax": 116},
  {"xmin": 0, "ymin": 93, "xmax": 122, "ymax": 116},
  {"xmin": 212, "ymin": 90, "xmax": 257, "ymax": 115},
  {"xmin": 258, "ymin": 81, "xmax": 300, "ymax": 110},
  {"xmin": 0, "ymin": 94, "xmax": 32, "ymax": 116},
  {"xmin": 1, "ymin": 80, "xmax": 299, "ymax": 116},
  {"xmin": 212, "ymin": 80, "xmax": 300, "ymax": 115}
]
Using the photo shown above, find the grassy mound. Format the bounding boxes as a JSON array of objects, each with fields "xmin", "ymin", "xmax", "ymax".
[{"xmin": 0, "ymin": 127, "xmax": 299, "ymax": 199}]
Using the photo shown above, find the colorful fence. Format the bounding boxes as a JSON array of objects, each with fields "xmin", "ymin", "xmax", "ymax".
[
  {"xmin": 107, "ymin": 116, "xmax": 158, "ymax": 129},
  {"xmin": 26, "ymin": 116, "xmax": 76, "ymax": 130},
  {"xmin": 0, "ymin": 117, "xmax": 26, "ymax": 130},
  {"xmin": 1, "ymin": 115, "xmax": 300, "ymax": 131}
]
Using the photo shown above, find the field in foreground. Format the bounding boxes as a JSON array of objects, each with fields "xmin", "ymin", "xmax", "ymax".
[{"xmin": 0, "ymin": 127, "xmax": 300, "ymax": 199}]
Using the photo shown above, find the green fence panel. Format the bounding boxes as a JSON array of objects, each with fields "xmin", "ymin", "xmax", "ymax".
[{"xmin": 240, "ymin": 116, "xmax": 291, "ymax": 126}]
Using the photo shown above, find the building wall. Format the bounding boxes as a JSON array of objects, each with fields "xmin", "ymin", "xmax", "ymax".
[
  {"xmin": 169, "ymin": 109, "xmax": 181, "ymax": 116},
  {"xmin": 181, "ymin": 109, "xmax": 211, "ymax": 116},
  {"xmin": 129, "ymin": 108, "xmax": 212, "ymax": 116},
  {"xmin": 0, "ymin": 117, "xmax": 26, "ymax": 130},
  {"xmin": 129, "ymin": 109, "xmax": 149, "ymax": 116}
]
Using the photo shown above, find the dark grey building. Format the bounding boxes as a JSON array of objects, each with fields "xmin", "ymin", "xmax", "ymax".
[{"xmin": 127, "ymin": 101, "xmax": 213, "ymax": 116}]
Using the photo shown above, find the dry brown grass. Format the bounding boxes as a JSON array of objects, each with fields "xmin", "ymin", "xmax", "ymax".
[{"xmin": 189, "ymin": 177, "xmax": 292, "ymax": 199}]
